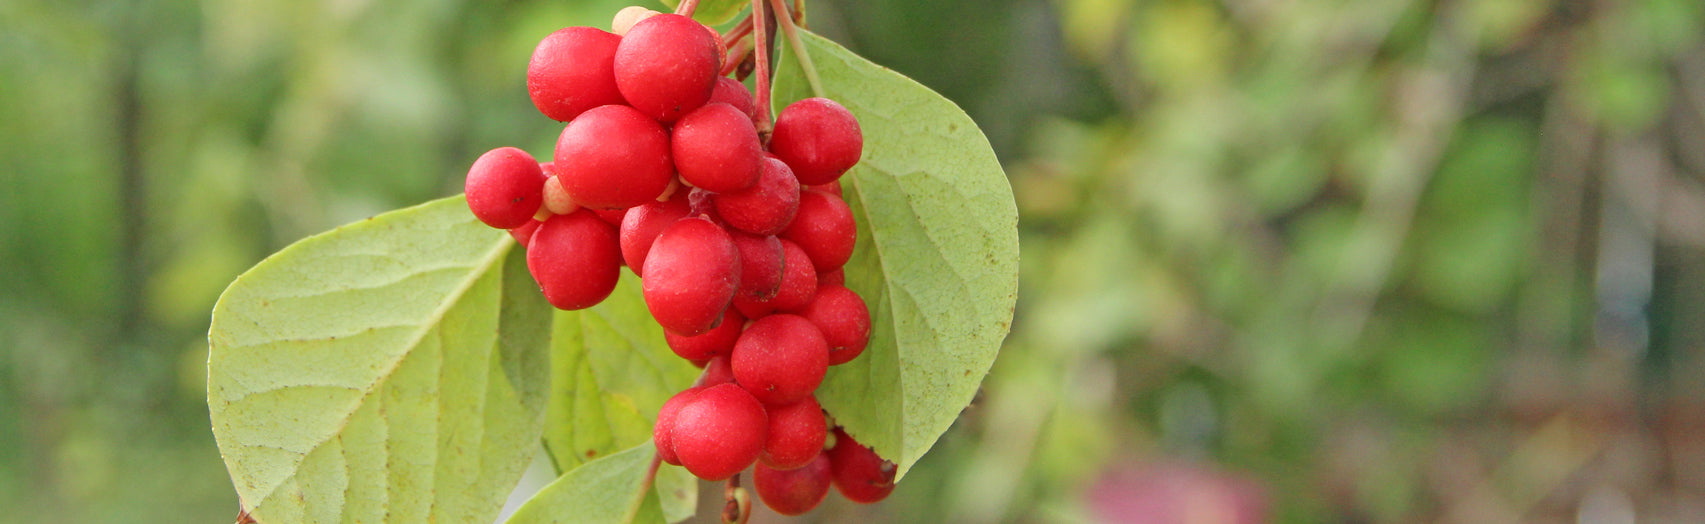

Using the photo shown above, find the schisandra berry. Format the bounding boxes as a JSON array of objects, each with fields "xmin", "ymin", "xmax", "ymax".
[
  {"xmin": 509, "ymin": 219, "xmax": 542, "ymax": 248},
  {"xmin": 618, "ymin": 196, "xmax": 690, "ymax": 273},
  {"xmin": 769, "ymin": 97, "xmax": 863, "ymax": 185},
  {"xmin": 672, "ymin": 103, "xmax": 762, "ymax": 193},
  {"xmin": 665, "ymin": 308, "xmax": 744, "ymax": 362},
  {"xmin": 760, "ymin": 395, "xmax": 827, "ymax": 470},
  {"xmin": 754, "ymin": 454, "xmax": 833, "ymax": 516},
  {"xmin": 542, "ymin": 175, "xmax": 579, "ymax": 215},
  {"xmin": 798, "ymin": 285, "xmax": 871, "ymax": 366},
  {"xmin": 526, "ymin": 210, "xmax": 621, "ymax": 310},
  {"xmin": 713, "ymin": 156, "xmax": 800, "ymax": 236},
  {"xmin": 730, "ymin": 232, "xmax": 784, "ymax": 303},
  {"xmin": 654, "ymin": 386, "xmax": 703, "ymax": 466},
  {"xmin": 671, "ymin": 383, "xmax": 768, "ymax": 481},
  {"xmin": 527, "ymin": 27, "xmax": 626, "ymax": 122},
  {"xmin": 642, "ymin": 217, "xmax": 742, "ymax": 336},
  {"xmin": 809, "ymin": 180, "xmax": 842, "ymax": 198},
  {"xmin": 827, "ymin": 428, "xmax": 896, "ymax": 504},
  {"xmin": 614, "ymin": 14, "xmax": 720, "ymax": 123},
  {"xmin": 591, "ymin": 208, "xmax": 627, "ymax": 227},
  {"xmin": 730, "ymin": 314, "xmax": 828, "ymax": 406},
  {"xmin": 465, "ymin": 147, "xmax": 546, "ymax": 229},
  {"xmin": 610, "ymin": 6, "xmax": 659, "ymax": 35},
  {"xmin": 783, "ymin": 189, "xmax": 857, "ymax": 271},
  {"xmin": 700, "ymin": 355, "xmax": 736, "ymax": 386},
  {"xmin": 818, "ymin": 267, "xmax": 845, "ymax": 287},
  {"xmin": 733, "ymin": 239, "xmax": 816, "ymax": 318},
  {"xmin": 554, "ymin": 104, "xmax": 673, "ymax": 209},
  {"xmin": 709, "ymin": 76, "xmax": 757, "ymax": 122}
]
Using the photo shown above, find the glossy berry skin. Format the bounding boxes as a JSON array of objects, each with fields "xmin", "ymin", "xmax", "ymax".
[
  {"xmin": 671, "ymin": 383, "xmax": 768, "ymax": 481},
  {"xmin": 709, "ymin": 76, "xmax": 756, "ymax": 121},
  {"xmin": 554, "ymin": 105, "xmax": 673, "ymax": 209},
  {"xmin": 733, "ymin": 239, "xmax": 816, "ymax": 318},
  {"xmin": 527, "ymin": 211, "xmax": 622, "ymax": 310},
  {"xmin": 754, "ymin": 454, "xmax": 832, "ymax": 516},
  {"xmin": 591, "ymin": 208, "xmax": 627, "ymax": 227},
  {"xmin": 769, "ymin": 98, "xmax": 863, "ymax": 185},
  {"xmin": 614, "ymin": 14, "xmax": 720, "ymax": 123},
  {"xmin": 528, "ymin": 27, "xmax": 626, "ymax": 122},
  {"xmin": 671, "ymin": 103, "xmax": 762, "ymax": 193},
  {"xmin": 783, "ymin": 189, "xmax": 857, "ymax": 271},
  {"xmin": 618, "ymin": 197, "xmax": 690, "ymax": 274},
  {"xmin": 509, "ymin": 220, "xmax": 542, "ymax": 248},
  {"xmin": 797, "ymin": 285, "xmax": 871, "ymax": 365},
  {"xmin": 730, "ymin": 232, "xmax": 784, "ymax": 303},
  {"xmin": 465, "ymin": 147, "xmax": 546, "ymax": 229},
  {"xmin": 700, "ymin": 355, "xmax": 736, "ymax": 386},
  {"xmin": 731, "ymin": 314, "xmax": 828, "ymax": 406},
  {"xmin": 654, "ymin": 387, "xmax": 704, "ymax": 466},
  {"xmin": 665, "ymin": 308, "xmax": 744, "ymax": 361},
  {"xmin": 642, "ymin": 217, "xmax": 742, "ymax": 336},
  {"xmin": 713, "ymin": 156, "xmax": 800, "ymax": 235},
  {"xmin": 827, "ymin": 428, "xmax": 896, "ymax": 504},
  {"xmin": 761, "ymin": 395, "xmax": 827, "ymax": 470}
]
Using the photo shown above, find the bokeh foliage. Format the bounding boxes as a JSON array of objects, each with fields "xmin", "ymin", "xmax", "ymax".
[{"xmin": 2, "ymin": 0, "xmax": 1703, "ymax": 522}]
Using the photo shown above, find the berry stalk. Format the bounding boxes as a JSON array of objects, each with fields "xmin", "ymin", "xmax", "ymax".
[
  {"xmin": 674, "ymin": 0, "xmax": 701, "ymax": 17},
  {"xmin": 769, "ymin": 0, "xmax": 823, "ymax": 99},
  {"xmin": 751, "ymin": 0, "xmax": 774, "ymax": 138}
]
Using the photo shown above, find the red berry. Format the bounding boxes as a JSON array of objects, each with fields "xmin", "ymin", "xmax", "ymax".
[
  {"xmin": 672, "ymin": 383, "xmax": 768, "ymax": 481},
  {"xmin": 526, "ymin": 210, "xmax": 622, "ymax": 310},
  {"xmin": 672, "ymin": 103, "xmax": 762, "ymax": 193},
  {"xmin": 731, "ymin": 314, "xmax": 828, "ymax": 406},
  {"xmin": 642, "ymin": 217, "xmax": 742, "ymax": 336},
  {"xmin": 709, "ymin": 76, "xmax": 757, "ymax": 122},
  {"xmin": 827, "ymin": 428, "xmax": 896, "ymax": 504},
  {"xmin": 527, "ymin": 27, "xmax": 625, "ymax": 122},
  {"xmin": 713, "ymin": 156, "xmax": 800, "ymax": 235},
  {"xmin": 591, "ymin": 208, "xmax": 628, "ymax": 227},
  {"xmin": 761, "ymin": 396, "xmax": 828, "ymax": 470},
  {"xmin": 509, "ymin": 219, "xmax": 542, "ymax": 248},
  {"xmin": 769, "ymin": 98, "xmax": 863, "ymax": 185},
  {"xmin": 733, "ymin": 239, "xmax": 816, "ymax": 317},
  {"xmin": 798, "ymin": 285, "xmax": 871, "ymax": 366},
  {"xmin": 465, "ymin": 147, "xmax": 546, "ymax": 229},
  {"xmin": 783, "ymin": 189, "xmax": 857, "ymax": 271},
  {"xmin": 665, "ymin": 308, "xmax": 744, "ymax": 361},
  {"xmin": 754, "ymin": 454, "xmax": 832, "ymax": 516},
  {"xmin": 809, "ymin": 180, "xmax": 842, "ymax": 197},
  {"xmin": 554, "ymin": 105, "xmax": 673, "ymax": 209},
  {"xmin": 818, "ymin": 267, "xmax": 845, "ymax": 287},
  {"xmin": 619, "ymin": 198, "xmax": 691, "ymax": 274},
  {"xmin": 700, "ymin": 355, "xmax": 736, "ymax": 386},
  {"xmin": 614, "ymin": 14, "xmax": 720, "ymax": 123},
  {"xmin": 730, "ymin": 232, "xmax": 784, "ymax": 303},
  {"xmin": 654, "ymin": 387, "xmax": 704, "ymax": 466}
]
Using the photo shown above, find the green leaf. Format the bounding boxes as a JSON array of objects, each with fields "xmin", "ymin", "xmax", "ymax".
[
  {"xmin": 505, "ymin": 443, "xmax": 664, "ymax": 524},
  {"xmin": 656, "ymin": 0, "xmax": 746, "ymax": 26},
  {"xmin": 774, "ymin": 31, "xmax": 1020, "ymax": 480},
  {"xmin": 207, "ymin": 196, "xmax": 552, "ymax": 523}
]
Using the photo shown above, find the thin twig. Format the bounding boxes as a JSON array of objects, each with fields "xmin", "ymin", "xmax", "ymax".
[
  {"xmin": 752, "ymin": 0, "xmax": 774, "ymax": 138},
  {"xmin": 768, "ymin": 0, "xmax": 823, "ymax": 98},
  {"xmin": 675, "ymin": 0, "xmax": 700, "ymax": 17}
]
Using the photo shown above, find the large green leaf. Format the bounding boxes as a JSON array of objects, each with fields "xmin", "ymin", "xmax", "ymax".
[
  {"xmin": 656, "ymin": 0, "xmax": 746, "ymax": 26},
  {"xmin": 505, "ymin": 443, "xmax": 667, "ymax": 524},
  {"xmin": 208, "ymin": 196, "xmax": 552, "ymax": 523},
  {"xmin": 542, "ymin": 271, "xmax": 699, "ymax": 520},
  {"xmin": 774, "ymin": 31, "xmax": 1021, "ymax": 480}
]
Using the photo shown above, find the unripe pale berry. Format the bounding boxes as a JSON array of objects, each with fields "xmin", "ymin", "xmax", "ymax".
[
  {"xmin": 783, "ymin": 189, "xmax": 857, "ymax": 271},
  {"xmin": 754, "ymin": 454, "xmax": 832, "ymax": 516},
  {"xmin": 672, "ymin": 103, "xmax": 762, "ymax": 193},
  {"xmin": 730, "ymin": 232, "xmax": 784, "ymax": 303},
  {"xmin": 798, "ymin": 285, "xmax": 872, "ymax": 366},
  {"xmin": 714, "ymin": 156, "xmax": 801, "ymax": 235},
  {"xmin": 654, "ymin": 386, "xmax": 704, "ymax": 466},
  {"xmin": 510, "ymin": 219, "xmax": 542, "ymax": 248},
  {"xmin": 672, "ymin": 383, "xmax": 768, "ymax": 481},
  {"xmin": 527, "ymin": 27, "xmax": 626, "ymax": 122},
  {"xmin": 709, "ymin": 76, "xmax": 757, "ymax": 122},
  {"xmin": 527, "ymin": 210, "xmax": 621, "ymax": 310},
  {"xmin": 618, "ymin": 197, "xmax": 690, "ymax": 274},
  {"xmin": 665, "ymin": 308, "xmax": 744, "ymax": 361},
  {"xmin": 542, "ymin": 175, "xmax": 580, "ymax": 215},
  {"xmin": 554, "ymin": 104, "xmax": 674, "ymax": 209},
  {"xmin": 761, "ymin": 395, "xmax": 827, "ymax": 470},
  {"xmin": 466, "ymin": 147, "xmax": 546, "ymax": 229},
  {"xmin": 733, "ymin": 239, "xmax": 816, "ymax": 318},
  {"xmin": 731, "ymin": 314, "xmax": 828, "ymax": 406},
  {"xmin": 614, "ymin": 14, "xmax": 720, "ymax": 123},
  {"xmin": 611, "ymin": 6, "xmax": 659, "ymax": 35},
  {"xmin": 769, "ymin": 97, "xmax": 863, "ymax": 185},
  {"xmin": 642, "ymin": 217, "xmax": 742, "ymax": 336},
  {"xmin": 827, "ymin": 428, "xmax": 896, "ymax": 504}
]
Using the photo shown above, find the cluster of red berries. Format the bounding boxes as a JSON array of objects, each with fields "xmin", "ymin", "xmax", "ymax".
[{"xmin": 460, "ymin": 6, "xmax": 894, "ymax": 516}]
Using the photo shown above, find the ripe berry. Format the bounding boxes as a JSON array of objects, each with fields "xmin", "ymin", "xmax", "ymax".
[
  {"xmin": 614, "ymin": 14, "xmax": 720, "ymax": 123},
  {"xmin": 554, "ymin": 104, "xmax": 673, "ymax": 209},
  {"xmin": 665, "ymin": 308, "xmax": 744, "ymax": 361},
  {"xmin": 642, "ymin": 217, "xmax": 742, "ymax": 336},
  {"xmin": 527, "ymin": 210, "xmax": 621, "ymax": 310},
  {"xmin": 700, "ymin": 355, "xmax": 736, "ymax": 386},
  {"xmin": 761, "ymin": 395, "xmax": 827, "ymax": 470},
  {"xmin": 730, "ymin": 232, "xmax": 784, "ymax": 303},
  {"xmin": 465, "ymin": 147, "xmax": 546, "ymax": 229},
  {"xmin": 654, "ymin": 386, "xmax": 703, "ymax": 466},
  {"xmin": 672, "ymin": 103, "xmax": 762, "ymax": 193},
  {"xmin": 709, "ymin": 76, "xmax": 757, "ymax": 122},
  {"xmin": 754, "ymin": 454, "xmax": 832, "ymax": 516},
  {"xmin": 618, "ymin": 197, "xmax": 690, "ymax": 273},
  {"xmin": 527, "ymin": 27, "xmax": 626, "ymax": 122},
  {"xmin": 818, "ymin": 267, "xmax": 845, "ymax": 287},
  {"xmin": 713, "ymin": 156, "xmax": 800, "ymax": 235},
  {"xmin": 730, "ymin": 314, "xmax": 828, "ymax": 406},
  {"xmin": 769, "ymin": 97, "xmax": 863, "ymax": 185},
  {"xmin": 809, "ymin": 180, "xmax": 842, "ymax": 198},
  {"xmin": 733, "ymin": 239, "xmax": 816, "ymax": 318},
  {"xmin": 783, "ymin": 189, "xmax": 857, "ymax": 271},
  {"xmin": 798, "ymin": 285, "xmax": 871, "ymax": 366},
  {"xmin": 591, "ymin": 208, "xmax": 627, "ymax": 227},
  {"xmin": 671, "ymin": 383, "xmax": 768, "ymax": 481},
  {"xmin": 509, "ymin": 219, "xmax": 542, "ymax": 248},
  {"xmin": 827, "ymin": 428, "xmax": 896, "ymax": 504}
]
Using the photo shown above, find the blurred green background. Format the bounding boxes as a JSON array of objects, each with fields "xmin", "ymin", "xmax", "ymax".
[{"xmin": 3, "ymin": 0, "xmax": 1703, "ymax": 522}]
